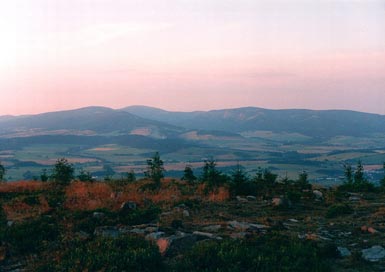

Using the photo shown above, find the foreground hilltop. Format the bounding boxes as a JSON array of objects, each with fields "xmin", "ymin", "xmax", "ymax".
[{"xmin": 1, "ymin": 157, "xmax": 385, "ymax": 271}]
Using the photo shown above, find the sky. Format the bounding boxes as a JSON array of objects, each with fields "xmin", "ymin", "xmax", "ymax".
[{"xmin": 0, "ymin": 0, "xmax": 384, "ymax": 116}]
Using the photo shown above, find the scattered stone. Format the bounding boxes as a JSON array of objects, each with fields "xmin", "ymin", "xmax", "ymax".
[
  {"xmin": 7, "ymin": 221, "xmax": 14, "ymax": 227},
  {"xmin": 362, "ymin": 245, "xmax": 385, "ymax": 262},
  {"xmin": 145, "ymin": 231, "xmax": 165, "ymax": 241},
  {"xmin": 145, "ymin": 226, "xmax": 159, "ymax": 233},
  {"xmin": 337, "ymin": 247, "xmax": 351, "ymax": 258},
  {"xmin": 368, "ymin": 227, "xmax": 379, "ymax": 234},
  {"xmin": 313, "ymin": 190, "xmax": 323, "ymax": 200},
  {"xmin": 93, "ymin": 212, "xmax": 105, "ymax": 219},
  {"xmin": 228, "ymin": 221, "xmax": 250, "ymax": 231},
  {"xmin": 120, "ymin": 201, "xmax": 137, "ymax": 212},
  {"xmin": 272, "ymin": 197, "xmax": 283, "ymax": 207},
  {"xmin": 246, "ymin": 195, "xmax": 257, "ymax": 201},
  {"xmin": 75, "ymin": 231, "xmax": 90, "ymax": 240},
  {"xmin": 94, "ymin": 226, "xmax": 120, "ymax": 238},
  {"xmin": 349, "ymin": 196, "xmax": 361, "ymax": 202},
  {"xmin": 129, "ymin": 228, "xmax": 146, "ymax": 235},
  {"xmin": 193, "ymin": 231, "xmax": 215, "ymax": 240},
  {"xmin": 157, "ymin": 232, "xmax": 197, "ymax": 257},
  {"xmin": 230, "ymin": 232, "xmax": 248, "ymax": 239},
  {"xmin": 236, "ymin": 196, "xmax": 248, "ymax": 202},
  {"xmin": 182, "ymin": 210, "xmax": 190, "ymax": 217},
  {"xmin": 288, "ymin": 218, "xmax": 299, "ymax": 223},
  {"xmin": 202, "ymin": 225, "xmax": 222, "ymax": 232}
]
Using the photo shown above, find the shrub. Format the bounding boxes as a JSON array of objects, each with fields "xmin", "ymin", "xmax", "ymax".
[
  {"xmin": 54, "ymin": 236, "xmax": 163, "ymax": 272},
  {"xmin": 172, "ymin": 234, "xmax": 330, "ymax": 271},
  {"xmin": 6, "ymin": 216, "xmax": 60, "ymax": 254},
  {"xmin": 326, "ymin": 204, "xmax": 353, "ymax": 218}
]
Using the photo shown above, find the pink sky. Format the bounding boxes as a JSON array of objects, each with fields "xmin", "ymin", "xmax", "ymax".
[{"xmin": 1, "ymin": 0, "xmax": 385, "ymax": 115}]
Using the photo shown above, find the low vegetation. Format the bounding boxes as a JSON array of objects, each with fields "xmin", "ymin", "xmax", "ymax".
[{"xmin": 1, "ymin": 155, "xmax": 385, "ymax": 271}]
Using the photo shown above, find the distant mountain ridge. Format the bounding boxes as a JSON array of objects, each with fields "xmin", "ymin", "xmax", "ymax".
[
  {"xmin": 1, "ymin": 105, "xmax": 385, "ymax": 139},
  {"xmin": 123, "ymin": 105, "xmax": 385, "ymax": 138}
]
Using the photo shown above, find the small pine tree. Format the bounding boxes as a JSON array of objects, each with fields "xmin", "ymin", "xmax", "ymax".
[
  {"xmin": 125, "ymin": 170, "xmax": 136, "ymax": 183},
  {"xmin": 182, "ymin": 166, "xmax": 197, "ymax": 184},
  {"xmin": 51, "ymin": 158, "xmax": 74, "ymax": 186},
  {"xmin": 40, "ymin": 169, "xmax": 49, "ymax": 182},
  {"xmin": 78, "ymin": 169, "xmax": 94, "ymax": 182},
  {"xmin": 380, "ymin": 162, "xmax": 385, "ymax": 189},
  {"xmin": 145, "ymin": 152, "xmax": 165, "ymax": 188},
  {"xmin": 231, "ymin": 164, "xmax": 248, "ymax": 185},
  {"xmin": 0, "ymin": 162, "xmax": 5, "ymax": 182},
  {"xmin": 201, "ymin": 159, "xmax": 224, "ymax": 188},
  {"xmin": 344, "ymin": 163, "xmax": 353, "ymax": 185}
]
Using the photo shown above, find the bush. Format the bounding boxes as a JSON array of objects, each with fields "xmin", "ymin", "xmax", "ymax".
[
  {"xmin": 54, "ymin": 236, "xmax": 163, "ymax": 272},
  {"xmin": 119, "ymin": 204, "xmax": 161, "ymax": 225},
  {"xmin": 326, "ymin": 204, "xmax": 353, "ymax": 218},
  {"xmin": 6, "ymin": 216, "xmax": 60, "ymax": 254},
  {"xmin": 172, "ymin": 234, "xmax": 330, "ymax": 271}
]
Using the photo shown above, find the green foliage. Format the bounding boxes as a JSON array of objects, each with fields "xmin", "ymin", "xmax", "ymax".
[
  {"xmin": 295, "ymin": 171, "xmax": 311, "ymax": 190},
  {"xmin": 119, "ymin": 204, "xmax": 161, "ymax": 225},
  {"xmin": 0, "ymin": 161, "xmax": 5, "ymax": 181},
  {"xmin": 23, "ymin": 195, "xmax": 40, "ymax": 206},
  {"xmin": 201, "ymin": 159, "xmax": 227, "ymax": 189},
  {"xmin": 145, "ymin": 152, "xmax": 165, "ymax": 188},
  {"xmin": 181, "ymin": 166, "xmax": 197, "ymax": 184},
  {"xmin": 77, "ymin": 169, "xmax": 94, "ymax": 182},
  {"xmin": 54, "ymin": 236, "xmax": 163, "ymax": 272},
  {"xmin": 326, "ymin": 204, "xmax": 353, "ymax": 218},
  {"xmin": 40, "ymin": 169, "xmax": 49, "ymax": 182},
  {"xmin": 380, "ymin": 162, "xmax": 385, "ymax": 189},
  {"xmin": 51, "ymin": 158, "xmax": 74, "ymax": 185},
  {"xmin": 125, "ymin": 170, "xmax": 136, "ymax": 183},
  {"xmin": 6, "ymin": 216, "xmax": 60, "ymax": 254},
  {"xmin": 340, "ymin": 161, "xmax": 374, "ymax": 192},
  {"xmin": 172, "ymin": 234, "xmax": 330, "ymax": 272}
]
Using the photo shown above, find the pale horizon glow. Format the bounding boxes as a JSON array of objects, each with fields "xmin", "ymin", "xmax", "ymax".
[{"xmin": 1, "ymin": 0, "xmax": 385, "ymax": 116}]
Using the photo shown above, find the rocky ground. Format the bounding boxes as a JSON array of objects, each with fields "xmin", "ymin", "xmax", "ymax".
[{"xmin": 1, "ymin": 180, "xmax": 385, "ymax": 271}]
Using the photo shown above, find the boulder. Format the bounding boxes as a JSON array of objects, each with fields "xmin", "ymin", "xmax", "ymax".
[
  {"xmin": 228, "ymin": 221, "xmax": 250, "ymax": 231},
  {"xmin": 236, "ymin": 196, "xmax": 248, "ymax": 202},
  {"xmin": 337, "ymin": 247, "xmax": 351, "ymax": 258},
  {"xmin": 313, "ymin": 190, "xmax": 323, "ymax": 200},
  {"xmin": 349, "ymin": 196, "xmax": 361, "ymax": 202},
  {"xmin": 182, "ymin": 210, "xmax": 190, "ymax": 217},
  {"xmin": 193, "ymin": 231, "xmax": 215, "ymax": 240},
  {"xmin": 202, "ymin": 225, "xmax": 222, "ymax": 232},
  {"xmin": 120, "ymin": 201, "xmax": 137, "ymax": 212},
  {"xmin": 362, "ymin": 245, "xmax": 385, "ymax": 262},
  {"xmin": 145, "ymin": 231, "xmax": 165, "ymax": 241},
  {"xmin": 246, "ymin": 195, "xmax": 257, "ymax": 201},
  {"xmin": 94, "ymin": 226, "xmax": 120, "ymax": 238},
  {"xmin": 157, "ymin": 232, "xmax": 197, "ymax": 257},
  {"xmin": 93, "ymin": 212, "xmax": 105, "ymax": 219}
]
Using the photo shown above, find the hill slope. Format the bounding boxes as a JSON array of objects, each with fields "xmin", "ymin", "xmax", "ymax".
[{"xmin": 123, "ymin": 106, "xmax": 385, "ymax": 138}]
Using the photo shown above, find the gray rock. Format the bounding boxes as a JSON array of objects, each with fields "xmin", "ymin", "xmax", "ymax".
[
  {"xmin": 193, "ymin": 231, "xmax": 215, "ymax": 240},
  {"xmin": 7, "ymin": 221, "xmax": 14, "ymax": 227},
  {"xmin": 313, "ymin": 190, "xmax": 323, "ymax": 200},
  {"xmin": 337, "ymin": 247, "xmax": 351, "ymax": 257},
  {"xmin": 272, "ymin": 197, "xmax": 283, "ymax": 207},
  {"xmin": 94, "ymin": 226, "xmax": 120, "ymax": 238},
  {"xmin": 228, "ymin": 221, "xmax": 251, "ymax": 231},
  {"xmin": 246, "ymin": 195, "xmax": 257, "ymax": 201},
  {"xmin": 129, "ymin": 228, "xmax": 146, "ymax": 235},
  {"xmin": 145, "ymin": 231, "xmax": 165, "ymax": 241},
  {"xmin": 230, "ymin": 232, "xmax": 248, "ymax": 239},
  {"xmin": 93, "ymin": 212, "xmax": 105, "ymax": 219},
  {"xmin": 120, "ymin": 201, "xmax": 137, "ymax": 212},
  {"xmin": 182, "ymin": 210, "xmax": 190, "ymax": 217},
  {"xmin": 362, "ymin": 245, "xmax": 385, "ymax": 262},
  {"xmin": 159, "ymin": 233, "xmax": 197, "ymax": 257},
  {"xmin": 202, "ymin": 225, "xmax": 222, "ymax": 232},
  {"xmin": 236, "ymin": 196, "xmax": 248, "ymax": 202},
  {"xmin": 349, "ymin": 196, "xmax": 361, "ymax": 202},
  {"xmin": 145, "ymin": 226, "xmax": 159, "ymax": 233}
]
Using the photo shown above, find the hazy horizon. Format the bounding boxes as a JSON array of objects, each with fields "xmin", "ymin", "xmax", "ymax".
[{"xmin": 1, "ymin": 0, "xmax": 384, "ymax": 115}]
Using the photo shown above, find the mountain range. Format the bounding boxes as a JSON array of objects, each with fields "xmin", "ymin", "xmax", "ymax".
[{"xmin": 1, "ymin": 105, "xmax": 385, "ymax": 139}]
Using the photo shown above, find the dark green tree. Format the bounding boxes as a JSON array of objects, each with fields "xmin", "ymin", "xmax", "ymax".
[
  {"xmin": 40, "ymin": 169, "xmax": 49, "ymax": 182},
  {"xmin": 125, "ymin": 170, "xmax": 136, "ymax": 183},
  {"xmin": 78, "ymin": 169, "xmax": 94, "ymax": 182},
  {"xmin": 145, "ymin": 152, "xmax": 164, "ymax": 188},
  {"xmin": 231, "ymin": 163, "xmax": 248, "ymax": 185},
  {"xmin": 201, "ymin": 159, "xmax": 226, "ymax": 188},
  {"xmin": 0, "ymin": 162, "xmax": 5, "ymax": 182},
  {"xmin": 51, "ymin": 158, "xmax": 74, "ymax": 185},
  {"xmin": 295, "ymin": 171, "xmax": 311, "ymax": 189},
  {"xmin": 181, "ymin": 166, "xmax": 197, "ymax": 184},
  {"xmin": 380, "ymin": 162, "xmax": 385, "ymax": 189},
  {"xmin": 343, "ymin": 163, "xmax": 353, "ymax": 185},
  {"xmin": 354, "ymin": 160, "xmax": 365, "ymax": 184}
]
